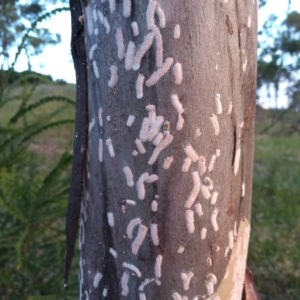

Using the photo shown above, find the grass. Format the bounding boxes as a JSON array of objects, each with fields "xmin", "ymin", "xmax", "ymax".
[{"xmin": 248, "ymin": 133, "xmax": 300, "ymax": 299}]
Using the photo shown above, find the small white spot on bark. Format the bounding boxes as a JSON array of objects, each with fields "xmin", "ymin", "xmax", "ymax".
[
  {"xmin": 89, "ymin": 118, "xmax": 95, "ymax": 135},
  {"xmin": 125, "ymin": 199, "xmax": 136, "ymax": 206},
  {"xmin": 132, "ymin": 149, "xmax": 139, "ymax": 156},
  {"xmin": 122, "ymin": 262, "xmax": 142, "ymax": 277},
  {"xmin": 107, "ymin": 212, "xmax": 115, "ymax": 227},
  {"xmin": 163, "ymin": 156, "xmax": 174, "ymax": 169},
  {"xmin": 103, "ymin": 288, "xmax": 108, "ymax": 297},
  {"xmin": 181, "ymin": 271, "xmax": 194, "ymax": 291},
  {"xmin": 203, "ymin": 176, "xmax": 214, "ymax": 191},
  {"xmin": 210, "ymin": 113, "xmax": 220, "ymax": 136},
  {"xmin": 154, "ymin": 254, "xmax": 163, "ymax": 278},
  {"xmin": 131, "ymin": 21, "xmax": 139, "ymax": 37},
  {"xmin": 123, "ymin": 166, "xmax": 134, "ymax": 187},
  {"xmin": 185, "ymin": 171, "xmax": 201, "ymax": 208},
  {"xmin": 211, "ymin": 208, "xmax": 219, "ymax": 231},
  {"xmin": 109, "ymin": 247, "xmax": 118, "ymax": 258},
  {"xmin": 177, "ymin": 245, "xmax": 185, "ymax": 254},
  {"xmin": 201, "ymin": 227, "xmax": 207, "ymax": 240},
  {"xmin": 185, "ymin": 209, "xmax": 195, "ymax": 233},
  {"xmin": 173, "ymin": 24, "xmax": 181, "ymax": 39},
  {"xmin": 108, "ymin": 65, "xmax": 118, "ymax": 88},
  {"xmin": 194, "ymin": 128, "xmax": 202, "ymax": 138},
  {"xmin": 126, "ymin": 115, "xmax": 135, "ymax": 127},
  {"xmin": 151, "ymin": 200, "xmax": 158, "ymax": 212},
  {"xmin": 93, "ymin": 272, "xmax": 103, "ymax": 288}
]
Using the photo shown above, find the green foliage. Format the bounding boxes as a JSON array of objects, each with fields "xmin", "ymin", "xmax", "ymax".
[
  {"xmin": 0, "ymin": 69, "xmax": 77, "ymax": 298},
  {"xmin": 248, "ymin": 123, "xmax": 300, "ymax": 299}
]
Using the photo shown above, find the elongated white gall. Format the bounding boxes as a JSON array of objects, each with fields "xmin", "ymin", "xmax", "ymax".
[
  {"xmin": 181, "ymin": 157, "xmax": 192, "ymax": 173},
  {"xmin": 132, "ymin": 224, "xmax": 148, "ymax": 255},
  {"xmin": 107, "ymin": 212, "xmax": 115, "ymax": 227},
  {"xmin": 228, "ymin": 101, "xmax": 233, "ymax": 114},
  {"xmin": 123, "ymin": 0, "xmax": 132, "ymax": 18},
  {"xmin": 173, "ymin": 63, "xmax": 183, "ymax": 84},
  {"xmin": 116, "ymin": 28, "xmax": 125, "ymax": 60},
  {"xmin": 148, "ymin": 133, "xmax": 173, "ymax": 165},
  {"xmin": 147, "ymin": 116, "xmax": 164, "ymax": 141},
  {"xmin": 195, "ymin": 203, "xmax": 204, "ymax": 217},
  {"xmin": 109, "ymin": 247, "xmax": 118, "ymax": 258},
  {"xmin": 125, "ymin": 41, "xmax": 136, "ymax": 71},
  {"xmin": 146, "ymin": 0, "xmax": 157, "ymax": 29},
  {"xmin": 136, "ymin": 172, "xmax": 149, "ymax": 200},
  {"xmin": 139, "ymin": 118, "xmax": 150, "ymax": 142},
  {"xmin": 150, "ymin": 24, "xmax": 163, "ymax": 68},
  {"xmin": 121, "ymin": 271, "xmax": 130, "ymax": 296},
  {"xmin": 156, "ymin": 4, "xmax": 166, "ymax": 28},
  {"xmin": 122, "ymin": 262, "xmax": 142, "ymax": 277},
  {"xmin": 93, "ymin": 272, "xmax": 103, "ymax": 288},
  {"xmin": 105, "ymin": 138, "xmax": 115, "ymax": 157},
  {"xmin": 234, "ymin": 147, "xmax": 241, "ymax": 176},
  {"xmin": 146, "ymin": 57, "xmax": 174, "ymax": 87},
  {"xmin": 145, "ymin": 174, "xmax": 159, "ymax": 183},
  {"xmin": 98, "ymin": 138, "xmax": 103, "ymax": 162},
  {"xmin": 89, "ymin": 44, "xmax": 97, "ymax": 60},
  {"xmin": 185, "ymin": 209, "xmax": 195, "ymax": 233},
  {"xmin": 198, "ymin": 156, "xmax": 207, "ymax": 176},
  {"xmin": 154, "ymin": 254, "xmax": 163, "ymax": 278},
  {"xmin": 93, "ymin": 60, "xmax": 100, "ymax": 78},
  {"xmin": 123, "ymin": 166, "xmax": 134, "ymax": 187},
  {"xmin": 131, "ymin": 21, "xmax": 139, "ymax": 37},
  {"xmin": 150, "ymin": 223, "xmax": 159, "ymax": 245},
  {"xmin": 208, "ymin": 154, "xmax": 217, "ymax": 172},
  {"xmin": 163, "ymin": 156, "xmax": 173, "ymax": 169},
  {"xmin": 185, "ymin": 171, "xmax": 201, "ymax": 208},
  {"xmin": 136, "ymin": 73, "xmax": 145, "ymax": 99},
  {"xmin": 183, "ymin": 143, "xmax": 199, "ymax": 162},
  {"xmin": 173, "ymin": 24, "xmax": 181, "ymax": 39},
  {"xmin": 108, "ymin": 65, "xmax": 118, "ymax": 88},
  {"xmin": 126, "ymin": 115, "xmax": 135, "ymax": 127},
  {"xmin": 201, "ymin": 228, "xmax": 207, "ymax": 240},
  {"xmin": 133, "ymin": 33, "xmax": 155, "ymax": 71},
  {"xmin": 127, "ymin": 217, "xmax": 142, "ymax": 239},
  {"xmin": 153, "ymin": 132, "xmax": 164, "ymax": 146},
  {"xmin": 135, "ymin": 138, "xmax": 146, "ymax": 154},
  {"xmin": 211, "ymin": 208, "xmax": 219, "ymax": 231},
  {"xmin": 210, "ymin": 191, "xmax": 219, "ymax": 205},
  {"xmin": 98, "ymin": 107, "xmax": 103, "ymax": 127},
  {"xmin": 215, "ymin": 93, "xmax": 222, "ymax": 114},
  {"xmin": 109, "ymin": 0, "xmax": 116, "ymax": 13},
  {"xmin": 210, "ymin": 113, "xmax": 220, "ymax": 135}
]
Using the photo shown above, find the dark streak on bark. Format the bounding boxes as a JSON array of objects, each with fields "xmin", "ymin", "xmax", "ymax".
[{"xmin": 64, "ymin": 0, "xmax": 88, "ymax": 287}]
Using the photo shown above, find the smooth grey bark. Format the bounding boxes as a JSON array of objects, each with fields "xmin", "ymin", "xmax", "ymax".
[{"xmin": 73, "ymin": 0, "xmax": 257, "ymax": 299}]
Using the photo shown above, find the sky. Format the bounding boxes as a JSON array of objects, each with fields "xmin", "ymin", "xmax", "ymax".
[{"xmin": 11, "ymin": 1, "xmax": 300, "ymax": 108}]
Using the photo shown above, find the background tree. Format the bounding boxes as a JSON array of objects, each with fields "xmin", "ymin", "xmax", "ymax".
[{"xmin": 66, "ymin": 0, "xmax": 257, "ymax": 299}]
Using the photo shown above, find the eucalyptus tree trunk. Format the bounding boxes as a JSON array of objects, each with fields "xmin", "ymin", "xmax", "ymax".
[{"xmin": 67, "ymin": 0, "xmax": 257, "ymax": 299}]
